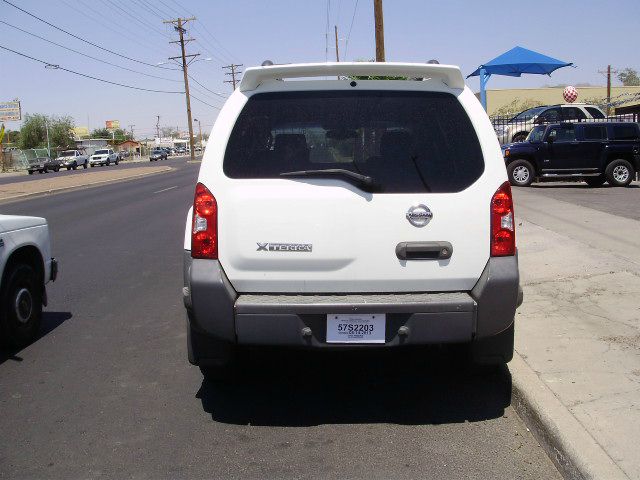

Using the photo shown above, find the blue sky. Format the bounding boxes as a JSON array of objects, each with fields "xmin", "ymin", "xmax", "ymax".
[{"xmin": 1, "ymin": 0, "xmax": 639, "ymax": 137}]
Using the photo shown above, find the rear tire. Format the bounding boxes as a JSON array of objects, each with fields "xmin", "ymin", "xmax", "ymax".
[
  {"xmin": 66, "ymin": 167, "xmax": 71, "ymax": 171},
  {"xmin": 585, "ymin": 175, "xmax": 606, "ymax": 187},
  {"xmin": 508, "ymin": 159, "xmax": 535, "ymax": 187},
  {"xmin": 605, "ymin": 159, "xmax": 633, "ymax": 187},
  {"xmin": 83, "ymin": 162, "xmax": 87, "ymax": 169},
  {"xmin": 0, "ymin": 264, "xmax": 43, "ymax": 349}
]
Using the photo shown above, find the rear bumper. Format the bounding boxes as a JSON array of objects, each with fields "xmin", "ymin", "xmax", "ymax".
[{"xmin": 183, "ymin": 253, "xmax": 521, "ymax": 351}]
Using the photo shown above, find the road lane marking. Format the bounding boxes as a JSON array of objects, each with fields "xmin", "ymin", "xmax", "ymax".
[{"xmin": 153, "ymin": 185, "xmax": 178, "ymax": 194}]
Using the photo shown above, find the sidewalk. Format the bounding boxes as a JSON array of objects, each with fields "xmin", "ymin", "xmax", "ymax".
[
  {"xmin": 512, "ymin": 189, "xmax": 640, "ymax": 480},
  {"xmin": 0, "ymin": 165, "xmax": 171, "ymax": 203}
]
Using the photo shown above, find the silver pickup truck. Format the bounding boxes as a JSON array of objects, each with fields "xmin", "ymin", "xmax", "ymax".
[
  {"xmin": 0, "ymin": 215, "xmax": 58, "ymax": 348},
  {"xmin": 57, "ymin": 150, "xmax": 89, "ymax": 170}
]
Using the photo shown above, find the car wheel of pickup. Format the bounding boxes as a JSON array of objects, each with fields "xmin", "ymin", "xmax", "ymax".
[
  {"xmin": 72, "ymin": 162, "xmax": 78, "ymax": 170},
  {"xmin": 0, "ymin": 264, "xmax": 43, "ymax": 349},
  {"xmin": 606, "ymin": 159, "xmax": 633, "ymax": 187},
  {"xmin": 508, "ymin": 160, "xmax": 534, "ymax": 187},
  {"xmin": 83, "ymin": 162, "xmax": 87, "ymax": 169},
  {"xmin": 585, "ymin": 175, "xmax": 606, "ymax": 187},
  {"xmin": 106, "ymin": 160, "xmax": 111, "ymax": 166}
]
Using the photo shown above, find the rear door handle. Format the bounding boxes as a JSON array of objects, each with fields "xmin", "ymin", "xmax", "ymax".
[{"xmin": 396, "ymin": 241, "xmax": 453, "ymax": 260}]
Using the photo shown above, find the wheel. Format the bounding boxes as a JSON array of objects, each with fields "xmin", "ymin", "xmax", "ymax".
[
  {"xmin": 28, "ymin": 171, "xmax": 33, "ymax": 175},
  {"xmin": 66, "ymin": 167, "xmax": 71, "ymax": 171},
  {"xmin": 585, "ymin": 175, "xmax": 606, "ymax": 187},
  {"xmin": 0, "ymin": 264, "xmax": 43, "ymax": 349},
  {"xmin": 605, "ymin": 159, "xmax": 634, "ymax": 187},
  {"xmin": 512, "ymin": 132, "xmax": 528, "ymax": 143},
  {"xmin": 507, "ymin": 159, "xmax": 535, "ymax": 187},
  {"xmin": 90, "ymin": 164, "xmax": 94, "ymax": 167},
  {"xmin": 115, "ymin": 159, "xmax": 119, "ymax": 165},
  {"xmin": 106, "ymin": 159, "xmax": 110, "ymax": 166},
  {"xmin": 83, "ymin": 162, "xmax": 87, "ymax": 169},
  {"xmin": 54, "ymin": 167, "xmax": 60, "ymax": 172}
]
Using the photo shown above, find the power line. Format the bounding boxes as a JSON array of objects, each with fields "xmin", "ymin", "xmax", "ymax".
[
  {"xmin": 102, "ymin": 0, "xmax": 171, "ymax": 39},
  {"xmin": 1, "ymin": 0, "xmax": 178, "ymax": 70},
  {"xmin": 0, "ymin": 20, "xmax": 182, "ymax": 83},
  {"xmin": 190, "ymin": 93, "xmax": 221, "ymax": 110},
  {"xmin": 343, "ymin": 0, "xmax": 359, "ymax": 60},
  {"xmin": 188, "ymin": 74, "xmax": 228, "ymax": 98},
  {"xmin": 0, "ymin": 44, "xmax": 184, "ymax": 93},
  {"xmin": 59, "ymin": 0, "xmax": 165, "ymax": 53}
]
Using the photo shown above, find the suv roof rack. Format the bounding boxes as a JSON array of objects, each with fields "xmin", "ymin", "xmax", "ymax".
[{"xmin": 238, "ymin": 62, "xmax": 466, "ymax": 91}]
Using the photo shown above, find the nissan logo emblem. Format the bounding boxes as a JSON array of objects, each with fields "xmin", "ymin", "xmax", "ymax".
[{"xmin": 406, "ymin": 204, "xmax": 433, "ymax": 227}]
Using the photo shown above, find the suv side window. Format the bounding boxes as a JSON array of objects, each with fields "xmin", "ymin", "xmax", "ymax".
[
  {"xmin": 612, "ymin": 125, "xmax": 640, "ymax": 140},
  {"xmin": 585, "ymin": 107, "xmax": 606, "ymax": 119},
  {"xmin": 536, "ymin": 108, "xmax": 561, "ymax": 124},
  {"xmin": 550, "ymin": 124, "xmax": 576, "ymax": 143},
  {"xmin": 562, "ymin": 107, "xmax": 587, "ymax": 122},
  {"xmin": 583, "ymin": 125, "xmax": 607, "ymax": 140}
]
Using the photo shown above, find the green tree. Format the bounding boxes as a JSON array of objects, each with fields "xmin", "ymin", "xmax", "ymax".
[
  {"xmin": 617, "ymin": 68, "xmax": 640, "ymax": 86},
  {"xmin": 18, "ymin": 113, "xmax": 48, "ymax": 149},
  {"xmin": 90, "ymin": 128, "xmax": 111, "ymax": 138},
  {"xmin": 349, "ymin": 58, "xmax": 408, "ymax": 80},
  {"xmin": 49, "ymin": 115, "xmax": 75, "ymax": 150}
]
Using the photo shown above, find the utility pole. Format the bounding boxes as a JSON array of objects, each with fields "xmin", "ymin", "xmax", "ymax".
[
  {"xmin": 373, "ymin": 0, "xmax": 385, "ymax": 62},
  {"xmin": 128, "ymin": 124, "xmax": 135, "ymax": 139},
  {"xmin": 45, "ymin": 118, "xmax": 51, "ymax": 157},
  {"xmin": 598, "ymin": 65, "xmax": 618, "ymax": 115},
  {"xmin": 223, "ymin": 64, "xmax": 243, "ymax": 90},
  {"xmin": 334, "ymin": 25, "xmax": 340, "ymax": 62},
  {"xmin": 156, "ymin": 115, "xmax": 160, "ymax": 139},
  {"xmin": 164, "ymin": 16, "xmax": 198, "ymax": 161}
]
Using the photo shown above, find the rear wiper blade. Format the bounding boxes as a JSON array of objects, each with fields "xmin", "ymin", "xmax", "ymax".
[{"xmin": 280, "ymin": 169, "xmax": 377, "ymax": 192}]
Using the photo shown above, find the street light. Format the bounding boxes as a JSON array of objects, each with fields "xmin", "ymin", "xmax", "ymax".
[{"xmin": 193, "ymin": 118, "xmax": 203, "ymax": 150}]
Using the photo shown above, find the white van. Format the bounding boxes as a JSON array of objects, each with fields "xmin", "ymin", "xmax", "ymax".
[{"xmin": 182, "ymin": 62, "xmax": 522, "ymax": 380}]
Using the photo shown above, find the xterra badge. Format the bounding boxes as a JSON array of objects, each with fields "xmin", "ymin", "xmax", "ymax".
[{"xmin": 257, "ymin": 242, "xmax": 312, "ymax": 252}]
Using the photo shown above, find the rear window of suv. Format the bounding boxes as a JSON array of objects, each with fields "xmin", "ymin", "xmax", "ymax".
[
  {"xmin": 612, "ymin": 125, "xmax": 639, "ymax": 140},
  {"xmin": 224, "ymin": 91, "xmax": 484, "ymax": 193}
]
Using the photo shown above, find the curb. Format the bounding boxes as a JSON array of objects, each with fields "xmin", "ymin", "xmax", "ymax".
[
  {"xmin": 0, "ymin": 167, "xmax": 173, "ymax": 205},
  {"xmin": 510, "ymin": 353, "xmax": 629, "ymax": 480}
]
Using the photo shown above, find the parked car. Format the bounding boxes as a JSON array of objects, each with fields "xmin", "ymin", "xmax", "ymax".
[
  {"xmin": 175, "ymin": 147, "xmax": 187, "ymax": 155},
  {"xmin": 149, "ymin": 148, "xmax": 167, "ymax": 161},
  {"xmin": 182, "ymin": 62, "xmax": 523, "ymax": 381},
  {"xmin": 43, "ymin": 157, "xmax": 63, "ymax": 172},
  {"xmin": 118, "ymin": 150, "xmax": 130, "ymax": 159},
  {"xmin": 89, "ymin": 149, "xmax": 119, "ymax": 167},
  {"xmin": 494, "ymin": 103, "xmax": 607, "ymax": 144},
  {"xmin": 27, "ymin": 157, "xmax": 52, "ymax": 174},
  {"xmin": 503, "ymin": 122, "xmax": 640, "ymax": 187},
  {"xmin": 56, "ymin": 149, "xmax": 89, "ymax": 170},
  {"xmin": 0, "ymin": 214, "xmax": 58, "ymax": 348}
]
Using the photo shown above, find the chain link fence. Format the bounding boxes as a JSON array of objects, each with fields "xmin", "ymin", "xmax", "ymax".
[{"xmin": 2, "ymin": 148, "xmax": 50, "ymax": 172}]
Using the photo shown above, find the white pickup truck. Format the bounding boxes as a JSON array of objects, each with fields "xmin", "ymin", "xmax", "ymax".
[
  {"xmin": 57, "ymin": 149, "xmax": 89, "ymax": 170},
  {"xmin": 0, "ymin": 215, "xmax": 57, "ymax": 348}
]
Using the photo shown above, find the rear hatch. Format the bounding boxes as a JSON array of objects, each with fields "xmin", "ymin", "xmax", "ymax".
[{"xmin": 215, "ymin": 90, "xmax": 492, "ymax": 293}]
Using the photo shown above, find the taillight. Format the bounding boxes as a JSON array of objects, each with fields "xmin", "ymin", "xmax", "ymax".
[
  {"xmin": 191, "ymin": 182, "xmax": 218, "ymax": 259},
  {"xmin": 490, "ymin": 181, "xmax": 515, "ymax": 256}
]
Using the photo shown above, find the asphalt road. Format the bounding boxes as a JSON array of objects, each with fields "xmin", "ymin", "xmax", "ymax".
[
  {"xmin": 0, "ymin": 164, "xmax": 561, "ymax": 479},
  {"xmin": 0, "ymin": 156, "xmax": 193, "ymax": 186},
  {"xmin": 524, "ymin": 180, "xmax": 640, "ymax": 221}
]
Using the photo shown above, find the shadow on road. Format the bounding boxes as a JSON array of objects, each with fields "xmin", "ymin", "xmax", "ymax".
[
  {"xmin": 0, "ymin": 311, "xmax": 72, "ymax": 365},
  {"xmin": 197, "ymin": 347, "xmax": 512, "ymax": 427}
]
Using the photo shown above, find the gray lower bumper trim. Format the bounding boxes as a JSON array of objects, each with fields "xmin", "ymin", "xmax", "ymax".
[{"xmin": 236, "ymin": 292, "xmax": 475, "ymax": 315}]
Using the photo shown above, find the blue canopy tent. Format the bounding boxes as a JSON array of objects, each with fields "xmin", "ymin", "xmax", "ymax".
[{"xmin": 468, "ymin": 46, "xmax": 573, "ymax": 111}]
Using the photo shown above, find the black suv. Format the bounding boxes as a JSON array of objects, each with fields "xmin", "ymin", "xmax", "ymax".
[{"xmin": 503, "ymin": 122, "xmax": 640, "ymax": 187}]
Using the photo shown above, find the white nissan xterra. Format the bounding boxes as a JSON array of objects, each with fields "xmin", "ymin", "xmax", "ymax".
[{"xmin": 183, "ymin": 62, "xmax": 522, "ymax": 380}]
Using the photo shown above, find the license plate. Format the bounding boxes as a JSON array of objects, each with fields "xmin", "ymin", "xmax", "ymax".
[{"xmin": 326, "ymin": 314, "xmax": 385, "ymax": 344}]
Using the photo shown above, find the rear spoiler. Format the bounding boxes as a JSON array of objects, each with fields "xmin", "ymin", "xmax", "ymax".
[{"xmin": 238, "ymin": 62, "xmax": 466, "ymax": 91}]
